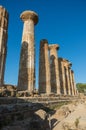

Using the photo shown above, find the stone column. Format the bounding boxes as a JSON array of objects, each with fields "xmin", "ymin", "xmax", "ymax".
[
  {"xmin": 71, "ymin": 70, "xmax": 76, "ymax": 95},
  {"xmin": 58, "ymin": 58, "xmax": 67, "ymax": 95},
  {"xmin": 62, "ymin": 59, "xmax": 71, "ymax": 95},
  {"xmin": 68, "ymin": 63, "xmax": 73, "ymax": 95},
  {"xmin": 39, "ymin": 39, "xmax": 51, "ymax": 94},
  {"xmin": 69, "ymin": 69, "xmax": 74, "ymax": 96},
  {"xmin": 65, "ymin": 62, "xmax": 71, "ymax": 95},
  {"xmin": 0, "ymin": 6, "xmax": 8, "ymax": 86},
  {"xmin": 18, "ymin": 11, "xmax": 38, "ymax": 93},
  {"xmin": 49, "ymin": 44, "xmax": 60, "ymax": 95}
]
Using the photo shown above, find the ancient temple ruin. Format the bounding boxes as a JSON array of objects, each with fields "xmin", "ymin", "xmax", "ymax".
[
  {"xmin": 0, "ymin": 6, "xmax": 8, "ymax": 86},
  {"xmin": 39, "ymin": 41, "xmax": 77, "ymax": 95},
  {"xmin": 0, "ymin": 5, "xmax": 77, "ymax": 96}
]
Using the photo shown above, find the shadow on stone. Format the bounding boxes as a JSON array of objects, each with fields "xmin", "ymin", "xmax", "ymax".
[{"xmin": 0, "ymin": 97, "xmax": 56, "ymax": 130}]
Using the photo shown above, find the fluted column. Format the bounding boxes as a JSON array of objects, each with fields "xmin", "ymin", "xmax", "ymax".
[
  {"xmin": 65, "ymin": 65, "xmax": 71, "ymax": 95},
  {"xmin": 18, "ymin": 11, "xmax": 38, "ymax": 93},
  {"xmin": 0, "ymin": 6, "xmax": 8, "ymax": 86},
  {"xmin": 68, "ymin": 63, "xmax": 73, "ymax": 95},
  {"xmin": 39, "ymin": 39, "xmax": 51, "ymax": 94},
  {"xmin": 58, "ymin": 58, "xmax": 67, "ymax": 95},
  {"xmin": 49, "ymin": 44, "xmax": 60, "ymax": 95},
  {"xmin": 71, "ymin": 70, "xmax": 76, "ymax": 95},
  {"xmin": 62, "ymin": 59, "xmax": 71, "ymax": 95},
  {"xmin": 69, "ymin": 69, "xmax": 74, "ymax": 96}
]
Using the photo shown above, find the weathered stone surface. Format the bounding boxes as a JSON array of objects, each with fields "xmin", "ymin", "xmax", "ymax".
[
  {"xmin": 63, "ymin": 61, "xmax": 77, "ymax": 96},
  {"xmin": 39, "ymin": 39, "xmax": 51, "ymax": 94},
  {"xmin": 71, "ymin": 70, "xmax": 77, "ymax": 95},
  {"xmin": 39, "ymin": 42, "xmax": 76, "ymax": 96},
  {"xmin": 0, "ymin": 6, "xmax": 8, "ymax": 86},
  {"xmin": 58, "ymin": 58, "xmax": 66, "ymax": 95},
  {"xmin": 0, "ymin": 84, "xmax": 17, "ymax": 97},
  {"xmin": 49, "ymin": 44, "xmax": 60, "ymax": 95},
  {"xmin": 58, "ymin": 58, "xmax": 76, "ymax": 96},
  {"xmin": 35, "ymin": 109, "xmax": 47, "ymax": 120},
  {"xmin": 0, "ymin": 101, "xmax": 50, "ymax": 130},
  {"xmin": 18, "ymin": 10, "xmax": 38, "ymax": 93}
]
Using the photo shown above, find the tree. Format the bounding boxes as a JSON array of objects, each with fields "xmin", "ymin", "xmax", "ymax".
[{"xmin": 76, "ymin": 83, "xmax": 86, "ymax": 93}]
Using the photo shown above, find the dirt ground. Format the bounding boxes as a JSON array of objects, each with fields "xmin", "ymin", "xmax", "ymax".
[{"xmin": 50, "ymin": 100, "xmax": 86, "ymax": 130}]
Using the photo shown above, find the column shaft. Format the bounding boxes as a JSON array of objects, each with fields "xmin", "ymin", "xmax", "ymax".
[
  {"xmin": 71, "ymin": 70, "xmax": 76, "ymax": 95},
  {"xmin": 65, "ymin": 67, "xmax": 71, "ymax": 95},
  {"xmin": 49, "ymin": 44, "xmax": 60, "ymax": 95},
  {"xmin": 58, "ymin": 58, "xmax": 67, "ymax": 95},
  {"xmin": 69, "ymin": 69, "xmax": 74, "ymax": 95},
  {"xmin": 0, "ymin": 6, "xmax": 8, "ymax": 86},
  {"xmin": 39, "ymin": 40, "xmax": 51, "ymax": 94},
  {"xmin": 18, "ymin": 11, "xmax": 38, "ymax": 93}
]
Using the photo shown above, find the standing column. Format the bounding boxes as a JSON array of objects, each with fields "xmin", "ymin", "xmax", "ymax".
[
  {"xmin": 69, "ymin": 69, "xmax": 74, "ymax": 96},
  {"xmin": 49, "ymin": 44, "xmax": 60, "ymax": 95},
  {"xmin": 65, "ymin": 64, "xmax": 71, "ymax": 95},
  {"xmin": 0, "ymin": 6, "xmax": 8, "ymax": 86},
  {"xmin": 68, "ymin": 62, "xmax": 73, "ymax": 95},
  {"xmin": 18, "ymin": 11, "xmax": 38, "ymax": 93},
  {"xmin": 71, "ymin": 70, "xmax": 76, "ymax": 95},
  {"xmin": 58, "ymin": 58, "xmax": 67, "ymax": 95},
  {"xmin": 39, "ymin": 39, "xmax": 51, "ymax": 94}
]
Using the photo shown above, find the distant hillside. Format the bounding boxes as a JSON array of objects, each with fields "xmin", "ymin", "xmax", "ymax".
[{"xmin": 76, "ymin": 83, "xmax": 86, "ymax": 93}]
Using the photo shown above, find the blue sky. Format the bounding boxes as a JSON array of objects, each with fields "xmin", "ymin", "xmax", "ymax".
[{"xmin": 0, "ymin": 0, "xmax": 86, "ymax": 87}]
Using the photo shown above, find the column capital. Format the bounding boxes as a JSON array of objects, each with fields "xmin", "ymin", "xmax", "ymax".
[
  {"xmin": 59, "ymin": 57, "xmax": 63, "ymax": 61},
  {"xmin": 20, "ymin": 10, "xmax": 38, "ymax": 25},
  {"xmin": 40, "ymin": 39, "xmax": 48, "ymax": 49},
  {"xmin": 0, "ymin": 6, "xmax": 8, "ymax": 19},
  {"xmin": 49, "ymin": 44, "xmax": 59, "ymax": 50},
  {"xmin": 40, "ymin": 39, "xmax": 48, "ymax": 43},
  {"xmin": 61, "ymin": 58, "xmax": 72, "ymax": 68},
  {"xmin": 66, "ymin": 62, "xmax": 72, "ymax": 69}
]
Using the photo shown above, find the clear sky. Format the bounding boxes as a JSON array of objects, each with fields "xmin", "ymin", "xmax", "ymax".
[{"xmin": 0, "ymin": 0, "xmax": 86, "ymax": 88}]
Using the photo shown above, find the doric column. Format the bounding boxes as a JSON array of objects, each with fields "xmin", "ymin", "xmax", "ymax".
[
  {"xmin": 65, "ymin": 62, "xmax": 71, "ymax": 95},
  {"xmin": 71, "ymin": 70, "xmax": 76, "ymax": 95},
  {"xmin": 69, "ymin": 69, "xmax": 74, "ymax": 96},
  {"xmin": 0, "ymin": 6, "xmax": 8, "ymax": 86},
  {"xmin": 68, "ymin": 62, "xmax": 73, "ymax": 95},
  {"xmin": 58, "ymin": 58, "xmax": 67, "ymax": 95},
  {"xmin": 39, "ymin": 39, "xmax": 51, "ymax": 94},
  {"xmin": 49, "ymin": 44, "xmax": 60, "ymax": 95},
  {"xmin": 62, "ymin": 59, "xmax": 71, "ymax": 95},
  {"xmin": 18, "ymin": 11, "xmax": 38, "ymax": 93}
]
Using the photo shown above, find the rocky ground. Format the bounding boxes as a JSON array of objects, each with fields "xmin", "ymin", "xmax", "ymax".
[
  {"xmin": 50, "ymin": 99, "xmax": 86, "ymax": 130},
  {"xmin": 0, "ymin": 96, "xmax": 86, "ymax": 130}
]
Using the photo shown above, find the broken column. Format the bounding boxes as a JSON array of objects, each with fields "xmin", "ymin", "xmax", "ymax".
[
  {"xmin": 0, "ymin": 6, "xmax": 8, "ymax": 86},
  {"xmin": 39, "ymin": 39, "xmax": 51, "ymax": 94},
  {"xmin": 18, "ymin": 11, "xmax": 38, "ymax": 93},
  {"xmin": 49, "ymin": 44, "xmax": 60, "ymax": 94}
]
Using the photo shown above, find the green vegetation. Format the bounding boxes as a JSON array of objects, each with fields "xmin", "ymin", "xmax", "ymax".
[
  {"xmin": 76, "ymin": 83, "xmax": 86, "ymax": 93},
  {"xmin": 74, "ymin": 117, "xmax": 81, "ymax": 129}
]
